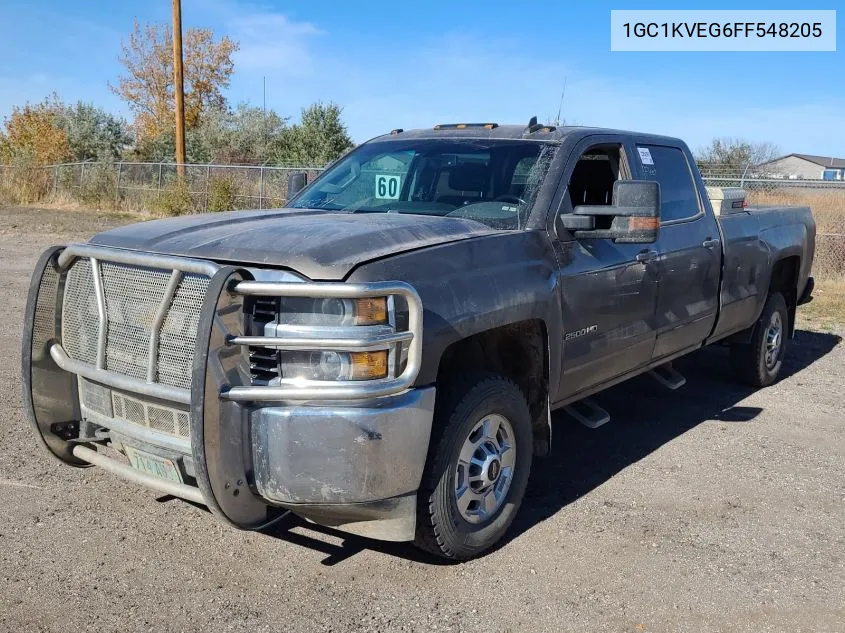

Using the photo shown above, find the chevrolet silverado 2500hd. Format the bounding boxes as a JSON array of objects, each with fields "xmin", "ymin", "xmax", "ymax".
[{"xmin": 22, "ymin": 121, "xmax": 815, "ymax": 560}]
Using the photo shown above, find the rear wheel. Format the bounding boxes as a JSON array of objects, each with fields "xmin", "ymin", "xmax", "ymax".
[
  {"xmin": 730, "ymin": 292, "xmax": 789, "ymax": 387},
  {"xmin": 414, "ymin": 376, "xmax": 532, "ymax": 560}
]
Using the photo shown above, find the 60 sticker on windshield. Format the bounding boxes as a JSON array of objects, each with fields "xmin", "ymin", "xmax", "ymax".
[{"xmin": 374, "ymin": 174, "xmax": 401, "ymax": 199}]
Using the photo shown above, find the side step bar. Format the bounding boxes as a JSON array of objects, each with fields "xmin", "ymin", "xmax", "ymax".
[
  {"xmin": 564, "ymin": 398, "xmax": 611, "ymax": 429},
  {"xmin": 72, "ymin": 445, "xmax": 205, "ymax": 505},
  {"xmin": 649, "ymin": 362, "xmax": 687, "ymax": 390}
]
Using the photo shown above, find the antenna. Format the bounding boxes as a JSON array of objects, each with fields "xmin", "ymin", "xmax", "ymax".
[
  {"xmin": 555, "ymin": 76, "xmax": 567, "ymax": 126},
  {"xmin": 263, "ymin": 76, "xmax": 267, "ymax": 159}
]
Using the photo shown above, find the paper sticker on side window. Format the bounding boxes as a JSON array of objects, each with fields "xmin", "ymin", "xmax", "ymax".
[
  {"xmin": 637, "ymin": 147, "xmax": 654, "ymax": 165},
  {"xmin": 374, "ymin": 174, "xmax": 401, "ymax": 199}
]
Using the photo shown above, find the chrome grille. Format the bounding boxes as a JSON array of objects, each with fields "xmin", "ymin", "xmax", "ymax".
[
  {"xmin": 61, "ymin": 258, "xmax": 210, "ymax": 390},
  {"xmin": 247, "ymin": 297, "xmax": 280, "ymax": 384}
]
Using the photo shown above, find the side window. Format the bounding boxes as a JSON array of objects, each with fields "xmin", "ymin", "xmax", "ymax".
[
  {"xmin": 565, "ymin": 145, "xmax": 625, "ymax": 209},
  {"xmin": 637, "ymin": 145, "xmax": 700, "ymax": 222}
]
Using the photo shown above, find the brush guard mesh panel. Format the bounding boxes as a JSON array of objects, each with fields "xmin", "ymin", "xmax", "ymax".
[{"xmin": 61, "ymin": 259, "xmax": 210, "ymax": 390}]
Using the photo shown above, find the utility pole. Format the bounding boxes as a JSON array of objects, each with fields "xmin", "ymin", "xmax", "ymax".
[{"xmin": 172, "ymin": 0, "xmax": 186, "ymax": 178}]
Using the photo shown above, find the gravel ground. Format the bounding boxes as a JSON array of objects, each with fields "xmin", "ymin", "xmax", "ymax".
[{"xmin": 1, "ymin": 206, "xmax": 843, "ymax": 633}]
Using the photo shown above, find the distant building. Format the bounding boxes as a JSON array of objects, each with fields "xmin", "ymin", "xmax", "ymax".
[{"xmin": 756, "ymin": 154, "xmax": 845, "ymax": 180}]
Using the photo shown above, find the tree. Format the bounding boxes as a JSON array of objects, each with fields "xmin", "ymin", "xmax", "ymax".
[
  {"xmin": 695, "ymin": 138, "xmax": 781, "ymax": 174},
  {"xmin": 131, "ymin": 103, "xmax": 288, "ymax": 164},
  {"xmin": 130, "ymin": 126, "xmax": 207, "ymax": 163},
  {"xmin": 276, "ymin": 102, "xmax": 353, "ymax": 166},
  {"xmin": 55, "ymin": 101, "xmax": 133, "ymax": 161},
  {"xmin": 0, "ymin": 96, "xmax": 71, "ymax": 165},
  {"xmin": 111, "ymin": 20, "xmax": 238, "ymax": 142},
  {"xmin": 193, "ymin": 103, "xmax": 288, "ymax": 164}
]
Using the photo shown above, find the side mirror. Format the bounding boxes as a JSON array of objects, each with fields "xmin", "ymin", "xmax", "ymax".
[
  {"xmin": 286, "ymin": 172, "xmax": 308, "ymax": 203},
  {"xmin": 558, "ymin": 180, "xmax": 661, "ymax": 244}
]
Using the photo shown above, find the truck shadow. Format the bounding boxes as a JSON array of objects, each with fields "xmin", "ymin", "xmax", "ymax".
[{"xmin": 261, "ymin": 329, "xmax": 841, "ymax": 565}]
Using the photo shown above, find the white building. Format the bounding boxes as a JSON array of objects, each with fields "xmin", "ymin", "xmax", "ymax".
[{"xmin": 756, "ymin": 154, "xmax": 845, "ymax": 180}]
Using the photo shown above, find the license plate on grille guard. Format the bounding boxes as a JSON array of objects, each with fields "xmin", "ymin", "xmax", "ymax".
[{"xmin": 124, "ymin": 446, "xmax": 184, "ymax": 484}]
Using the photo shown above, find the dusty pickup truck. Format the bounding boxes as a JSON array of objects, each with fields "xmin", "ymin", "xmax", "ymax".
[{"xmin": 23, "ymin": 121, "xmax": 815, "ymax": 560}]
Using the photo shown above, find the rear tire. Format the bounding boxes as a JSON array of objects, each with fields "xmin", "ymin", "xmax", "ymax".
[
  {"xmin": 730, "ymin": 292, "xmax": 788, "ymax": 387},
  {"xmin": 414, "ymin": 376, "xmax": 533, "ymax": 560}
]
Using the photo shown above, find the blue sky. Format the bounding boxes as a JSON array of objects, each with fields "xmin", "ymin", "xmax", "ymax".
[{"xmin": 1, "ymin": 0, "xmax": 842, "ymax": 155}]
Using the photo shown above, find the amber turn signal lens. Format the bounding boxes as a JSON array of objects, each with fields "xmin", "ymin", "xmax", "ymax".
[
  {"xmin": 349, "ymin": 350, "xmax": 389, "ymax": 380},
  {"xmin": 354, "ymin": 297, "xmax": 388, "ymax": 325},
  {"xmin": 628, "ymin": 216, "xmax": 660, "ymax": 230}
]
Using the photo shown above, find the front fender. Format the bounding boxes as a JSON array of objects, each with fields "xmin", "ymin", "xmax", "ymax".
[{"xmin": 347, "ymin": 231, "xmax": 562, "ymax": 388}]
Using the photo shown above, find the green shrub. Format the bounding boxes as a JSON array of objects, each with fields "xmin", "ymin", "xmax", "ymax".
[
  {"xmin": 207, "ymin": 175, "xmax": 237, "ymax": 212},
  {"xmin": 153, "ymin": 177, "xmax": 192, "ymax": 216}
]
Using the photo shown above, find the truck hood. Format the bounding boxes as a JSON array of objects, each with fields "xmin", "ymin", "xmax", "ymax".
[{"xmin": 89, "ymin": 209, "xmax": 498, "ymax": 280}]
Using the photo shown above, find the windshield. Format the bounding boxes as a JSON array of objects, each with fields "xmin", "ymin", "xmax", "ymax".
[{"xmin": 288, "ymin": 138, "xmax": 558, "ymax": 230}]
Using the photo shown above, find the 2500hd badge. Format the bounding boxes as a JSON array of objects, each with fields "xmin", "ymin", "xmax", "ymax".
[{"xmin": 564, "ymin": 324, "xmax": 598, "ymax": 341}]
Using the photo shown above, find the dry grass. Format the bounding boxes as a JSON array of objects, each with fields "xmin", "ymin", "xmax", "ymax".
[
  {"xmin": 796, "ymin": 280, "xmax": 845, "ymax": 332},
  {"xmin": 748, "ymin": 188, "xmax": 845, "ymax": 233},
  {"xmin": 747, "ymin": 189, "xmax": 845, "ymax": 282}
]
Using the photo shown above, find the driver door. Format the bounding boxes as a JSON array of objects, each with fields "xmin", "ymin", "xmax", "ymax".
[{"xmin": 551, "ymin": 137, "xmax": 660, "ymax": 402}]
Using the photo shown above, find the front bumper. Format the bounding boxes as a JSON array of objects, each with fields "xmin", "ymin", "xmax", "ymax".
[
  {"xmin": 252, "ymin": 388, "xmax": 435, "ymax": 506},
  {"xmin": 22, "ymin": 244, "xmax": 431, "ymax": 542}
]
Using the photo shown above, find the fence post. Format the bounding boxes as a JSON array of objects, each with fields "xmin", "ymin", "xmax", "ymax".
[
  {"xmin": 80, "ymin": 162, "xmax": 85, "ymax": 189},
  {"xmin": 259, "ymin": 166, "xmax": 265, "ymax": 209},
  {"xmin": 157, "ymin": 163, "xmax": 163, "ymax": 190},
  {"xmin": 115, "ymin": 162, "xmax": 122, "ymax": 204},
  {"xmin": 53, "ymin": 165, "xmax": 59, "ymax": 197},
  {"xmin": 205, "ymin": 165, "xmax": 211, "ymax": 212}
]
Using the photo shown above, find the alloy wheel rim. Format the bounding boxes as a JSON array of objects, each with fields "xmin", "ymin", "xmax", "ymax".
[
  {"xmin": 454, "ymin": 414, "xmax": 516, "ymax": 524},
  {"xmin": 765, "ymin": 311, "xmax": 783, "ymax": 370}
]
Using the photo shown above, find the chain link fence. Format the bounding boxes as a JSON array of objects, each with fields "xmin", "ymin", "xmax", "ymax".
[
  {"xmin": 699, "ymin": 167, "xmax": 845, "ymax": 280},
  {"xmin": 38, "ymin": 161, "xmax": 326, "ymax": 213},
  {"xmin": 2, "ymin": 160, "xmax": 844, "ymax": 279}
]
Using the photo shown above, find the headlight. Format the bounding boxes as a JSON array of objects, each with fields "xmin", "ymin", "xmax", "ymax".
[
  {"xmin": 245, "ymin": 287, "xmax": 404, "ymax": 386},
  {"xmin": 277, "ymin": 297, "xmax": 389, "ymax": 327},
  {"xmin": 277, "ymin": 350, "xmax": 389, "ymax": 381}
]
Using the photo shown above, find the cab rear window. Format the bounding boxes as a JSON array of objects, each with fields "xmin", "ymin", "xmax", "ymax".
[{"xmin": 638, "ymin": 145, "xmax": 700, "ymax": 223}]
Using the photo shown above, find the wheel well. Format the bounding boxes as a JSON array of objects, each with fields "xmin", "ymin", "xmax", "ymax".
[
  {"xmin": 769, "ymin": 256, "xmax": 800, "ymax": 335},
  {"xmin": 436, "ymin": 320, "xmax": 551, "ymax": 455}
]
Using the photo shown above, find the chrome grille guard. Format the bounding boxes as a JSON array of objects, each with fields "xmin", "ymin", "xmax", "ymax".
[
  {"xmin": 50, "ymin": 244, "xmax": 221, "ymax": 405},
  {"xmin": 48, "ymin": 244, "xmax": 423, "ymax": 404}
]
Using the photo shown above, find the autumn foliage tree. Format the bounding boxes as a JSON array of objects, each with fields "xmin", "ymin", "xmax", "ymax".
[
  {"xmin": 111, "ymin": 20, "xmax": 238, "ymax": 142},
  {"xmin": 0, "ymin": 96, "xmax": 71, "ymax": 165}
]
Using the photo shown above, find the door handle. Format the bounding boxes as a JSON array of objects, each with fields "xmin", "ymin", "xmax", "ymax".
[
  {"xmin": 702, "ymin": 238, "xmax": 720, "ymax": 249},
  {"xmin": 636, "ymin": 250, "xmax": 658, "ymax": 263}
]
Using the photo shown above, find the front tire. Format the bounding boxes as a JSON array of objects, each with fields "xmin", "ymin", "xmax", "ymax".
[
  {"xmin": 730, "ymin": 292, "xmax": 789, "ymax": 387},
  {"xmin": 414, "ymin": 376, "xmax": 533, "ymax": 560}
]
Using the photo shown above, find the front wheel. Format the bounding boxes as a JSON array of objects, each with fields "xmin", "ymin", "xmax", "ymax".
[
  {"xmin": 414, "ymin": 376, "xmax": 533, "ymax": 560},
  {"xmin": 730, "ymin": 292, "xmax": 789, "ymax": 387}
]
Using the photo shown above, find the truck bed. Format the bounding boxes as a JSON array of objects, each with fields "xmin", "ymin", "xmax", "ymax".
[{"xmin": 710, "ymin": 205, "xmax": 815, "ymax": 341}]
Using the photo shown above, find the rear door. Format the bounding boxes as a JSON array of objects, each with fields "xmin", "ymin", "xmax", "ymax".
[
  {"xmin": 551, "ymin": 136, "xmax": 660, "ymax": 401},
  {"xmin": 631, "ymin": 143, "xmax": 722, "ymax": 359}
]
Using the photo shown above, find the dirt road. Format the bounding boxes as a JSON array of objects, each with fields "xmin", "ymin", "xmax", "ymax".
[{"xmin": 1, "ymin": 207, "xmax": 843, "ymax": 632}]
